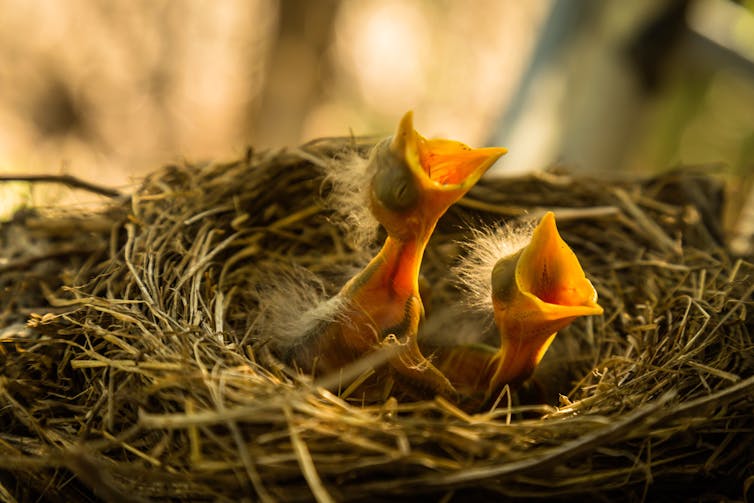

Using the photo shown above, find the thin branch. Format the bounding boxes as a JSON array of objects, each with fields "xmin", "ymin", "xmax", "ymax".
[{"xmin": 0, "ymin": 174, "xmax": 122, "ymax": 198}]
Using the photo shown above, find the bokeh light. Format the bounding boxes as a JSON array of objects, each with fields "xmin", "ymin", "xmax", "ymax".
[{"xmin": 0, "ymin": 0, "xmax": 752, "ymax": 251}]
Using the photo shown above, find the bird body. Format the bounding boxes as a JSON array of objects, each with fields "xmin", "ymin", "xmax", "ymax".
[{"xmin": 290, "ymin": 236, "xmax": 435, "ymax": 391}]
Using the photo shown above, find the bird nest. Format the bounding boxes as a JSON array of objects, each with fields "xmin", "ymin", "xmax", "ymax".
[{"xmin": 1, "ymin": 137, "xmax": 753, "ymax": 502}]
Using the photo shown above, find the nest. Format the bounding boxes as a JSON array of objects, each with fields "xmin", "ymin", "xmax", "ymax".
[{"xmin": 1, "ymin": 137, "xmax": 753, "ymax": 502}]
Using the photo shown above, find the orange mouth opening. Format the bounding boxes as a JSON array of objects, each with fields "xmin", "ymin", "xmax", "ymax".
[
  {"xmin": 390, "ymin": 111, "xmax": 507, "ymax": 191},
  {"xmin": 418, "ymin": 137, "xmax": 507, "ymax": 188},
  {"xmin": 516, "ymin": 212, "xmax": 603, "ymax": 316}
]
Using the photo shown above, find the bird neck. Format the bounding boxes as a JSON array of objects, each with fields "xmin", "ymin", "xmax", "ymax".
[
  {"xmin": 371, "ymin": 235, "xmax": 427, "ymax": 298},
  {"xmin": 489, "ymin": 332, "xmax": 557, "ymax": 391},
  {"xmin": 344, "ymin": 234, "xmax": 428, "ymax": 303}
]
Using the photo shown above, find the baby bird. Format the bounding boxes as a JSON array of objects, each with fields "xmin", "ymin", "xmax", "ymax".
[
  {"xmin": 427, "ymin": 212, "xmax": 603, "ymax": 408},
  {"xmin": 283, "ymin": 111, "xmax": 507, "ymax": 399}
]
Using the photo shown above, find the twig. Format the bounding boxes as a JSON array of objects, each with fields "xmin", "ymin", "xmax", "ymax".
[
  {"xmin": 0, "ymin": 174, "xmax": 122, "ymax": 198},
  {"xmin": 285, "ymin": 405, "xmax": 335, "ymax": 503},
  {"xmin": 432, "ymin": 391, "xmax": 675, "ymax": 485},
  {"xmin": 64, "ymin": 446, "xmax": 150, "ymax": 503},
  {"xmin": 613, "ymin": 188, "xmax": 680, "ymax": 255}
]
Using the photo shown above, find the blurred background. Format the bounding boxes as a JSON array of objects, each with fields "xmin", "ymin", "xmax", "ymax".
[{"xmin": 0, "ymin": 0, "xmax": 752, "ymax": 251}]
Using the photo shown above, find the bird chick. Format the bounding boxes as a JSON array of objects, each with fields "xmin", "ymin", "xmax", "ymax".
[
  {"xmin": 283, "ymin": 111, "xmax": 507, "ymax": 400},
  {"xmin": 428, "ymin": 212, "xmax": 603, "ymax": 408}
]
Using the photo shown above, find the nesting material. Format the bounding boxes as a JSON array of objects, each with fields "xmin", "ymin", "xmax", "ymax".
[{"xmin": 1, "ymin": 137, "xmax": 752, "ymax": 502}]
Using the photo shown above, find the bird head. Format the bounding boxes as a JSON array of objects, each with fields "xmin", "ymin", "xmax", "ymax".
[
  {"xmin": 491, "ymin": 212, "xmax": 603, "ymax": 368},
  {"xmin": 369, "ymin": 111, "xmax": 507, "ymax": 241}
]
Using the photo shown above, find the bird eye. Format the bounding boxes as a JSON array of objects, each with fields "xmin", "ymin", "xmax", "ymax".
[
  {"xmin": 371, "ymin": 148, "xmax": 418, "ymax": 211},
  {"xmin": 491, "ymin": 252, "xmax": 521, "ymax": 302},
  {"xmin": 393, "ymin": 178, "xmax": 411, "ymax": 204}
]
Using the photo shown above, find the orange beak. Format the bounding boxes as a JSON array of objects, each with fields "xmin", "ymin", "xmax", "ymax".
[
  {"xmin": 371, "ymin": 111, "xmax": 507, "ymax": 240},
  {"xmin": 491, "ymin": 211, "xmax": 603, "ymax": 374},
  {"xmin": 392, "ymin": 111, "xmax": 507, "ymax": 210}
]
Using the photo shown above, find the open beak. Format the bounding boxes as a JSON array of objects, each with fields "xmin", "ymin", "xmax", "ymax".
[
  {"xmin": 492, "ymin": 211, "xmax": 603, "ymax": 365},
  {"xmin": 425, "ymin": 212, "xmax": 602, "ymax": 405},
  {"xmin": 389, "ymin": 111, "xmax": 507, "ymax": 211},
  {"xmin": 516, "ymin": 212, "xmax": 603, "ymax": 317}
]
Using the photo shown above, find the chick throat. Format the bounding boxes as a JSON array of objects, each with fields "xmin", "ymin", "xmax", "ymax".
[
  {"xmin": 486, "ymin": 331, "xmax": 557, "ymax": 394},
  {"xmin": 344, "ymin": 233, "xmax": 430, "ymax": 306}
]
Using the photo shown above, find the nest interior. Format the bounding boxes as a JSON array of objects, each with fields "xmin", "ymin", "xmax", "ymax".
[{"xmin": 1, "ymin": 137, "xmax": 753, "ymax": 502}]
